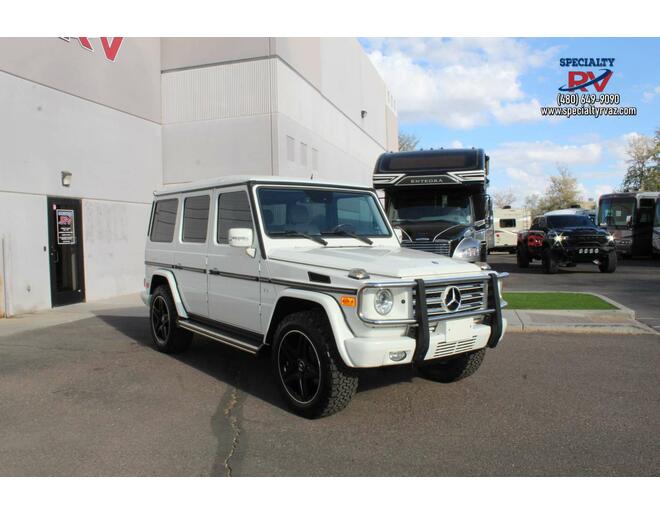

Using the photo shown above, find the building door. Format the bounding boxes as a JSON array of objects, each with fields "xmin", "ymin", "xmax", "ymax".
[{"xmin": 47, "ymin": 197, "xmax": 86, "ymax": 307}]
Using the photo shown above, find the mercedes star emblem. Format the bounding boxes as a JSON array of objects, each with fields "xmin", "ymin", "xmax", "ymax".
[{"xmin": 442, "ymin": 286, "xmax": 462, "ymax": 312}]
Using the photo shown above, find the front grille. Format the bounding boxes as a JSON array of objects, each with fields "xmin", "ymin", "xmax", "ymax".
[
  {"xmin": 432, "ymin": 336, "xmax": 478, "ymax": 359},
  {"xmin": 571, "ymin": 235, "xmax": 606, "ymax": 245},
  {"xmin": 413, "ymin": 280, "xmax": 487, "ymax": 318},
  {"xmin": 401, "ymin": 239, "xmax": 451, "ymax": 256}
]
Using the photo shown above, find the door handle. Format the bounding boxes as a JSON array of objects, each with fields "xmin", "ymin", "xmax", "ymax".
[{"xmin": 209, "ymin": 268, "xmax": 220, "ymax": 276}]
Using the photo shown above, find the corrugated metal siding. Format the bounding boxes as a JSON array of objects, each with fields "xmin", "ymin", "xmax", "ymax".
[{"xmin": 162, "ymin": 58, "xmax": 276, "ymax": 124}]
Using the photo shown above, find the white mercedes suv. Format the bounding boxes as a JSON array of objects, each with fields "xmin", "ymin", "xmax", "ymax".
[{"xmin": 142, "ymin": 176, "xmax": 507, "ymax": 418}]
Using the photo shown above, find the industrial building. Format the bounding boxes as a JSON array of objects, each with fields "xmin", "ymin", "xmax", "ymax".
[{"xmin": 0, "ymin": 37, "xmax": 398, "ymax": 316}]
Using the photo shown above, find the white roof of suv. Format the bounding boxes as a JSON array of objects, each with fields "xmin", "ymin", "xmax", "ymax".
[{"xmin": 154, "ymin": 175, "xmax": 373, "ymax": 196}]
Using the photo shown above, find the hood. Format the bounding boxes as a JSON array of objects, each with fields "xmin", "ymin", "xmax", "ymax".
[
  {"xmin": 269, "ymin": 245, "xmax": 480, "ymax": 279},
  {"xmin": 551, "ymin": 226, "xmax": 608, "ymax": 236},
  {"xmin": 395, "ymin": 221, "xmax": 469, "ymax": 241}
]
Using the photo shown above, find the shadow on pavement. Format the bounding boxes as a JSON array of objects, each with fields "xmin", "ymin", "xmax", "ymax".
[{"xmin": 94, "ymin": 307, "xmax": 419, "ymax": 412}]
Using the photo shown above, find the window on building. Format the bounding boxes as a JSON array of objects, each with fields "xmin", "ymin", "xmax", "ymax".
[
  {"xmin": 300, "ymin": 142, "xmax": 308, "ymax": 167},
  {"xmin": 287, "ymin": 136, "xmax": 295, "ymax": 162},
  {"xmin": 499, "ymin": 218, "xmax": 516, "ymax": 228},
  {"xmin": 150, "ymin": 199, "xmax": 178, "ymax": 242},
  {"xmin": 182, "ymin": 195, "xmax": 210, "ymax": 243},
  {"xmin": 312, "ymin": 148, "xmax": 319, "ymax": 171},
  {"xmin": 217, "ymin": 191, "xmax": 253, "ymax": 244}
]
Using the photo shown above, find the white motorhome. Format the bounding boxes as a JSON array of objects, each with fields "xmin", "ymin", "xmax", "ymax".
[
  {"xmin": 491, "ymin": 207, "xmax": 530, "ymax": 253},
  {"xmin": 142, "ymin": 176, "xmax": 508, "ymax": 418}
]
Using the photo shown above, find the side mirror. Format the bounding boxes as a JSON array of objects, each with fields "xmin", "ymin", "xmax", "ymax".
[
  {"xmin": 393, "ymin": 227, "xmax": 403, "ymax": 242},
  {"xmin": 228, "ymin": 227, "xmax": 253, "ymax": 248}
]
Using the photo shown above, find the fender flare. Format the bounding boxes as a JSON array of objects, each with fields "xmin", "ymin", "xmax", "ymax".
[
  {"xmin": 149, "ymin": 269, "xmax": 189, "ymax": 319},
  {"xmin": 267, "ymin": 289, "xmax": 356, "ymax": 367}
]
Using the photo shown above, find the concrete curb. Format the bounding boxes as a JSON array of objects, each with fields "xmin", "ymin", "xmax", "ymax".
[{"xmin": 503, "ymin": 291, "xmax": 657, "ymax": 335}]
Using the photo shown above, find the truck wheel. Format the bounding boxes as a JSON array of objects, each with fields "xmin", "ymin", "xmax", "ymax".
[
  {"xmin": 516, "ymin": 246, "xmax": 530, "ymax": 268},
  {"xmin": 542, "ymin": 248, "xmax": 559, "ymax": 274},
  {"xmin": 149, "ymin": 285, "xmax": 192, "ymax": 354},
  {"xmin": 272, "ymin": 310, "xmax": 358, "ymax": 418},
  {"xmin": 419, "ymin": 348, "xmax": 486, "ymax": 383},
  {"xmin": 599, "ymin": 251, "xmax": 617, "ymax": 273}
]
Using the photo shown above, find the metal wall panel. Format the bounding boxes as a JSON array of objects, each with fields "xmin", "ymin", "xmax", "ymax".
[{"xmin": 162, "ymin": 59, "xmax": 276, "ymax": 124}]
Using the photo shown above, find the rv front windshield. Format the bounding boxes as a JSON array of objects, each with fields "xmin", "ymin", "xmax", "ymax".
[
  {"xmin": 387, "ymin": 190, "xmax": 472, "ymax": 226},
  {"xmin": 598, "ymin": 197, "xmax": 635, "ymax": 226}
]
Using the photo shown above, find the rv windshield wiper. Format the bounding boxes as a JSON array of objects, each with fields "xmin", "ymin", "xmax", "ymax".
[
  {"xmin": 322, "ymin": 229, "xmax": 373, "ymax": 245},
  {"xmin": 270, "ymin": 230, "xmax": 328, "ymax": 246}
]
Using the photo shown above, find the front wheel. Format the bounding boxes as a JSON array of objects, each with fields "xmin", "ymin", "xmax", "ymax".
[
  {"xmin": 542, "ymin": 248, "xmax": 559, "ymax": 274},
  {"xmin": 599, "ymin": 251, "xmax": 617, "ymax": 273},
  {"xmin": 419, "ymin": 349, "xmax": 486, "ymax": 383},
  {"xmin": 272, "ymin": 310, "xmax": 358, "ymax": 418}
]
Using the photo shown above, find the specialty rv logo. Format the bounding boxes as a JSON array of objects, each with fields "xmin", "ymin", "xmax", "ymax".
[
  {"xmin": 558, "ymin": 57, "xmax": 614, "ymax": 92},
  {"xmin": 59, "ymin": 37, "xmax": 124, "ymax": 62}
]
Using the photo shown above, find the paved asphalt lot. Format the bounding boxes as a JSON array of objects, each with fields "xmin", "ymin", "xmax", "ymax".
[
  {"xmin": 1, "ymin": 300, "xmax": 659, "ymax": 476},
  {"xmin": 488, "ymin": 253, "xmax": 660, "ymax": 331}
]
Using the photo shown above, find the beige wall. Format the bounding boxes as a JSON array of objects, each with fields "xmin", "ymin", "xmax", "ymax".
[{"xmin": 0, "ymin": 37, "xmax": 161, "ymax": 122}]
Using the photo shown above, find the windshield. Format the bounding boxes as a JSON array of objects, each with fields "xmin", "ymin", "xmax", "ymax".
[
  {"xmin": 257, "ymin": 187, "xmax": 391, "ymax": 238},
  {"xmin": 546, "ymin": 215, "xmax": 595, "ymax": 228},
  {"xmin": 598, "ymin": 197, "xmax": 635, "ymax": 226},
  {"xmin": 387, "ymin": 190, "xmax": 473, "ymax": 225}
]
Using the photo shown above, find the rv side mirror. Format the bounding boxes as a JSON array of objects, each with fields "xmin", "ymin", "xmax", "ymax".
[
  {"xmin": 393, "ymin": 227, "xmax": 403, "ymax": 242},
  {"xmin": 228, "ymin": 227, "xmax": 254, "ymax": 248}
]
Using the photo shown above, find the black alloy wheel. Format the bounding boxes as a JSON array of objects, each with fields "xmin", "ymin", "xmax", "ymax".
[
  {"xmin": 277, "ymin": 329, "xmax": 322, "ymax": 404},
  {"xmin": 151, "ymin": 295, "xmax": 171, "ymax": 344}
]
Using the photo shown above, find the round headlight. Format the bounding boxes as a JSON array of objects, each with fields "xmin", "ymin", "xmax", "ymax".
[
  {"xmin": 374, "ymin": 288, "xmax": 394, "ymax": 315},
  {"xmin": 453, "ymin": 238, "xmax": 481, "ymax": 262}
]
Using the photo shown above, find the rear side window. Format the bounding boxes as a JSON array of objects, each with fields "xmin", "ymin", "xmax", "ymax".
[
  {"xmin": 150, "ymin": 199, "xmax": 178, "ymax": 242},
  {"xmin": 500, "ymin": 218, "xmax": 516, "ymax": 228},
  {"xmin": 182, "ymin": 195, "xmax": 210, "ymax": 243},
  {"xmin": 217, "ymin": 191, "xmax": 253, "ymax": 244}
]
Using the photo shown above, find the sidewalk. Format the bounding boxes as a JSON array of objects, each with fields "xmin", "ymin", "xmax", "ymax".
[
  {"xmin": 0, "ymin": 294, "xmax": 146, "ymax": 338},
  {"xmin": 504, "ymin": 302, "xmax": 657, "ymax": 335}
]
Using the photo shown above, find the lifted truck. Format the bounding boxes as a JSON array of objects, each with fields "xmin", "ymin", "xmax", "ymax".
[{"xmin": 517, "ymin": 212, "xmax": 617, "ymax": 274}]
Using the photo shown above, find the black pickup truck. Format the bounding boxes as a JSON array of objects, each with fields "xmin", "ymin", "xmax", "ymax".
[{"xmin": 517, "ymin": 214, "xmax": 617, "ymax": 273}]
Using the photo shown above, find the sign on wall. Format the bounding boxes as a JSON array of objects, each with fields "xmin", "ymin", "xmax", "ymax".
[
  {"xmin": 56, "ymin": 209, "xmax": 76, "ymax": 245},
  {"xmin": 59, "ymin": 37, "xmax": 124, "ymax": 62}
]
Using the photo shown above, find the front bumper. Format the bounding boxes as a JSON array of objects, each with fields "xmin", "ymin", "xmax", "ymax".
[
  {"xmin": 550, "ymin": 245, "xmax": 615, "ymax": 262},
  {"xmin": 342, "ymin": 271, "xmax": 507, "ymax": 368},
  {"xmin": 140, "ymin": 290, "xmax": 151, "ymax": 306}
]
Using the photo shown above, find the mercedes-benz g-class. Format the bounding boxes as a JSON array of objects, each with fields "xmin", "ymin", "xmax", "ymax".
[{"xmin": 142, "ymin": 176, "xmax": 507, "ymax": 417}]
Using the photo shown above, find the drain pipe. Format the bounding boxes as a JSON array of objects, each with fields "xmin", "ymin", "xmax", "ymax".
[{"xmin": 1, "ymin": 237, "xmax": 7, "ymax": 318}]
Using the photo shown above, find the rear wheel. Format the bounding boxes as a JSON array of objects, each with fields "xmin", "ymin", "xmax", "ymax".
[
  {"xmin": 419, "ymin": 349, "xmax": 486, "ymax": 383},
  {"xmin": 542, "ymin": 248, "xmax": 559, "ymax": 274},
  {"xmin": 516, "ymin": 245, "xmax": 530, "ymax": 268},
  {"xmin": 272, "ymin": 310, "xmax": 358, "ymax": 418},
  {"xmin": 599, "ymin": 251, "xmax": 617, "ymax": 273},
  {"xmin": 149, "ymin": 285, "xmax": 192, "ymax": 353}
]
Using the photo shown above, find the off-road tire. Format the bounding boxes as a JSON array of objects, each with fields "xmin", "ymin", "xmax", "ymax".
[
  {"xmin": 516, "ymin": 245, "xmax": 530, "ymax": 268},
  {"xmin": 271, "ymin": 310, "xmax": 358, "ymax": 418},
  {"xmin": 542, "ymin": 248, "xmax": 559, "ymax": 274},
  {"xmin": 149, "ymin": 285, "xmax": 193, "ymax": 354},
  {"xmin": 599, "ymin": 251, "xmax": 617, "ymax": 273},
  {"xmin": 419, "ymin": 348, "xmax": 486, "ymax": 383}
]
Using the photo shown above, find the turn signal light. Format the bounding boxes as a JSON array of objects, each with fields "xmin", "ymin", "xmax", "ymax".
[{"xmin": 340, "ymin": 296, "xmax": 357, "ymax": 307}]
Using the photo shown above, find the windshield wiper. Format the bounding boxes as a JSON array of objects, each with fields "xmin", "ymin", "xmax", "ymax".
[
  {"xmin": 322, "ymin": 229, "xmax": 373, "ymax": 245},
  {"xmin": 270, "ymin": 230, "xmax": 328, "ymax": 246}
]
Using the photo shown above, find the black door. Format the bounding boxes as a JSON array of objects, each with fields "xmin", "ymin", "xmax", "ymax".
[{"xmin": 47, "ymin": 197, "xmax": 86, "ymax": 307}]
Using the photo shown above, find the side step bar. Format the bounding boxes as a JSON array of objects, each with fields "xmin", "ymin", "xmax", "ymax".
[{"xmin": 177, "ymin": 319, "xmax": 261, "ymax": 355}]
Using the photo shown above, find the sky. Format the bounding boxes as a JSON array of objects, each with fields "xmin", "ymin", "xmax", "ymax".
[{"xmin": 359, "ymin": 38, "xmax": 660, "ymax": 206}]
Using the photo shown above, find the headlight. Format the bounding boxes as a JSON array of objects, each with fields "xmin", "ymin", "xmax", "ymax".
[
  {"xmin": 607, "ymin": 234, "xmax": 615, "ymax": 243},
  {"xmin": 453, "ymin": 238, "xmax": 481, "ymax": 262},
  {"xmin": 374, "ymin": 288, "xmax": 394, "ymax": 315},
  {"xmin": 549, "ymin": 232, "xmax": 566, "ymax": 243}
]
